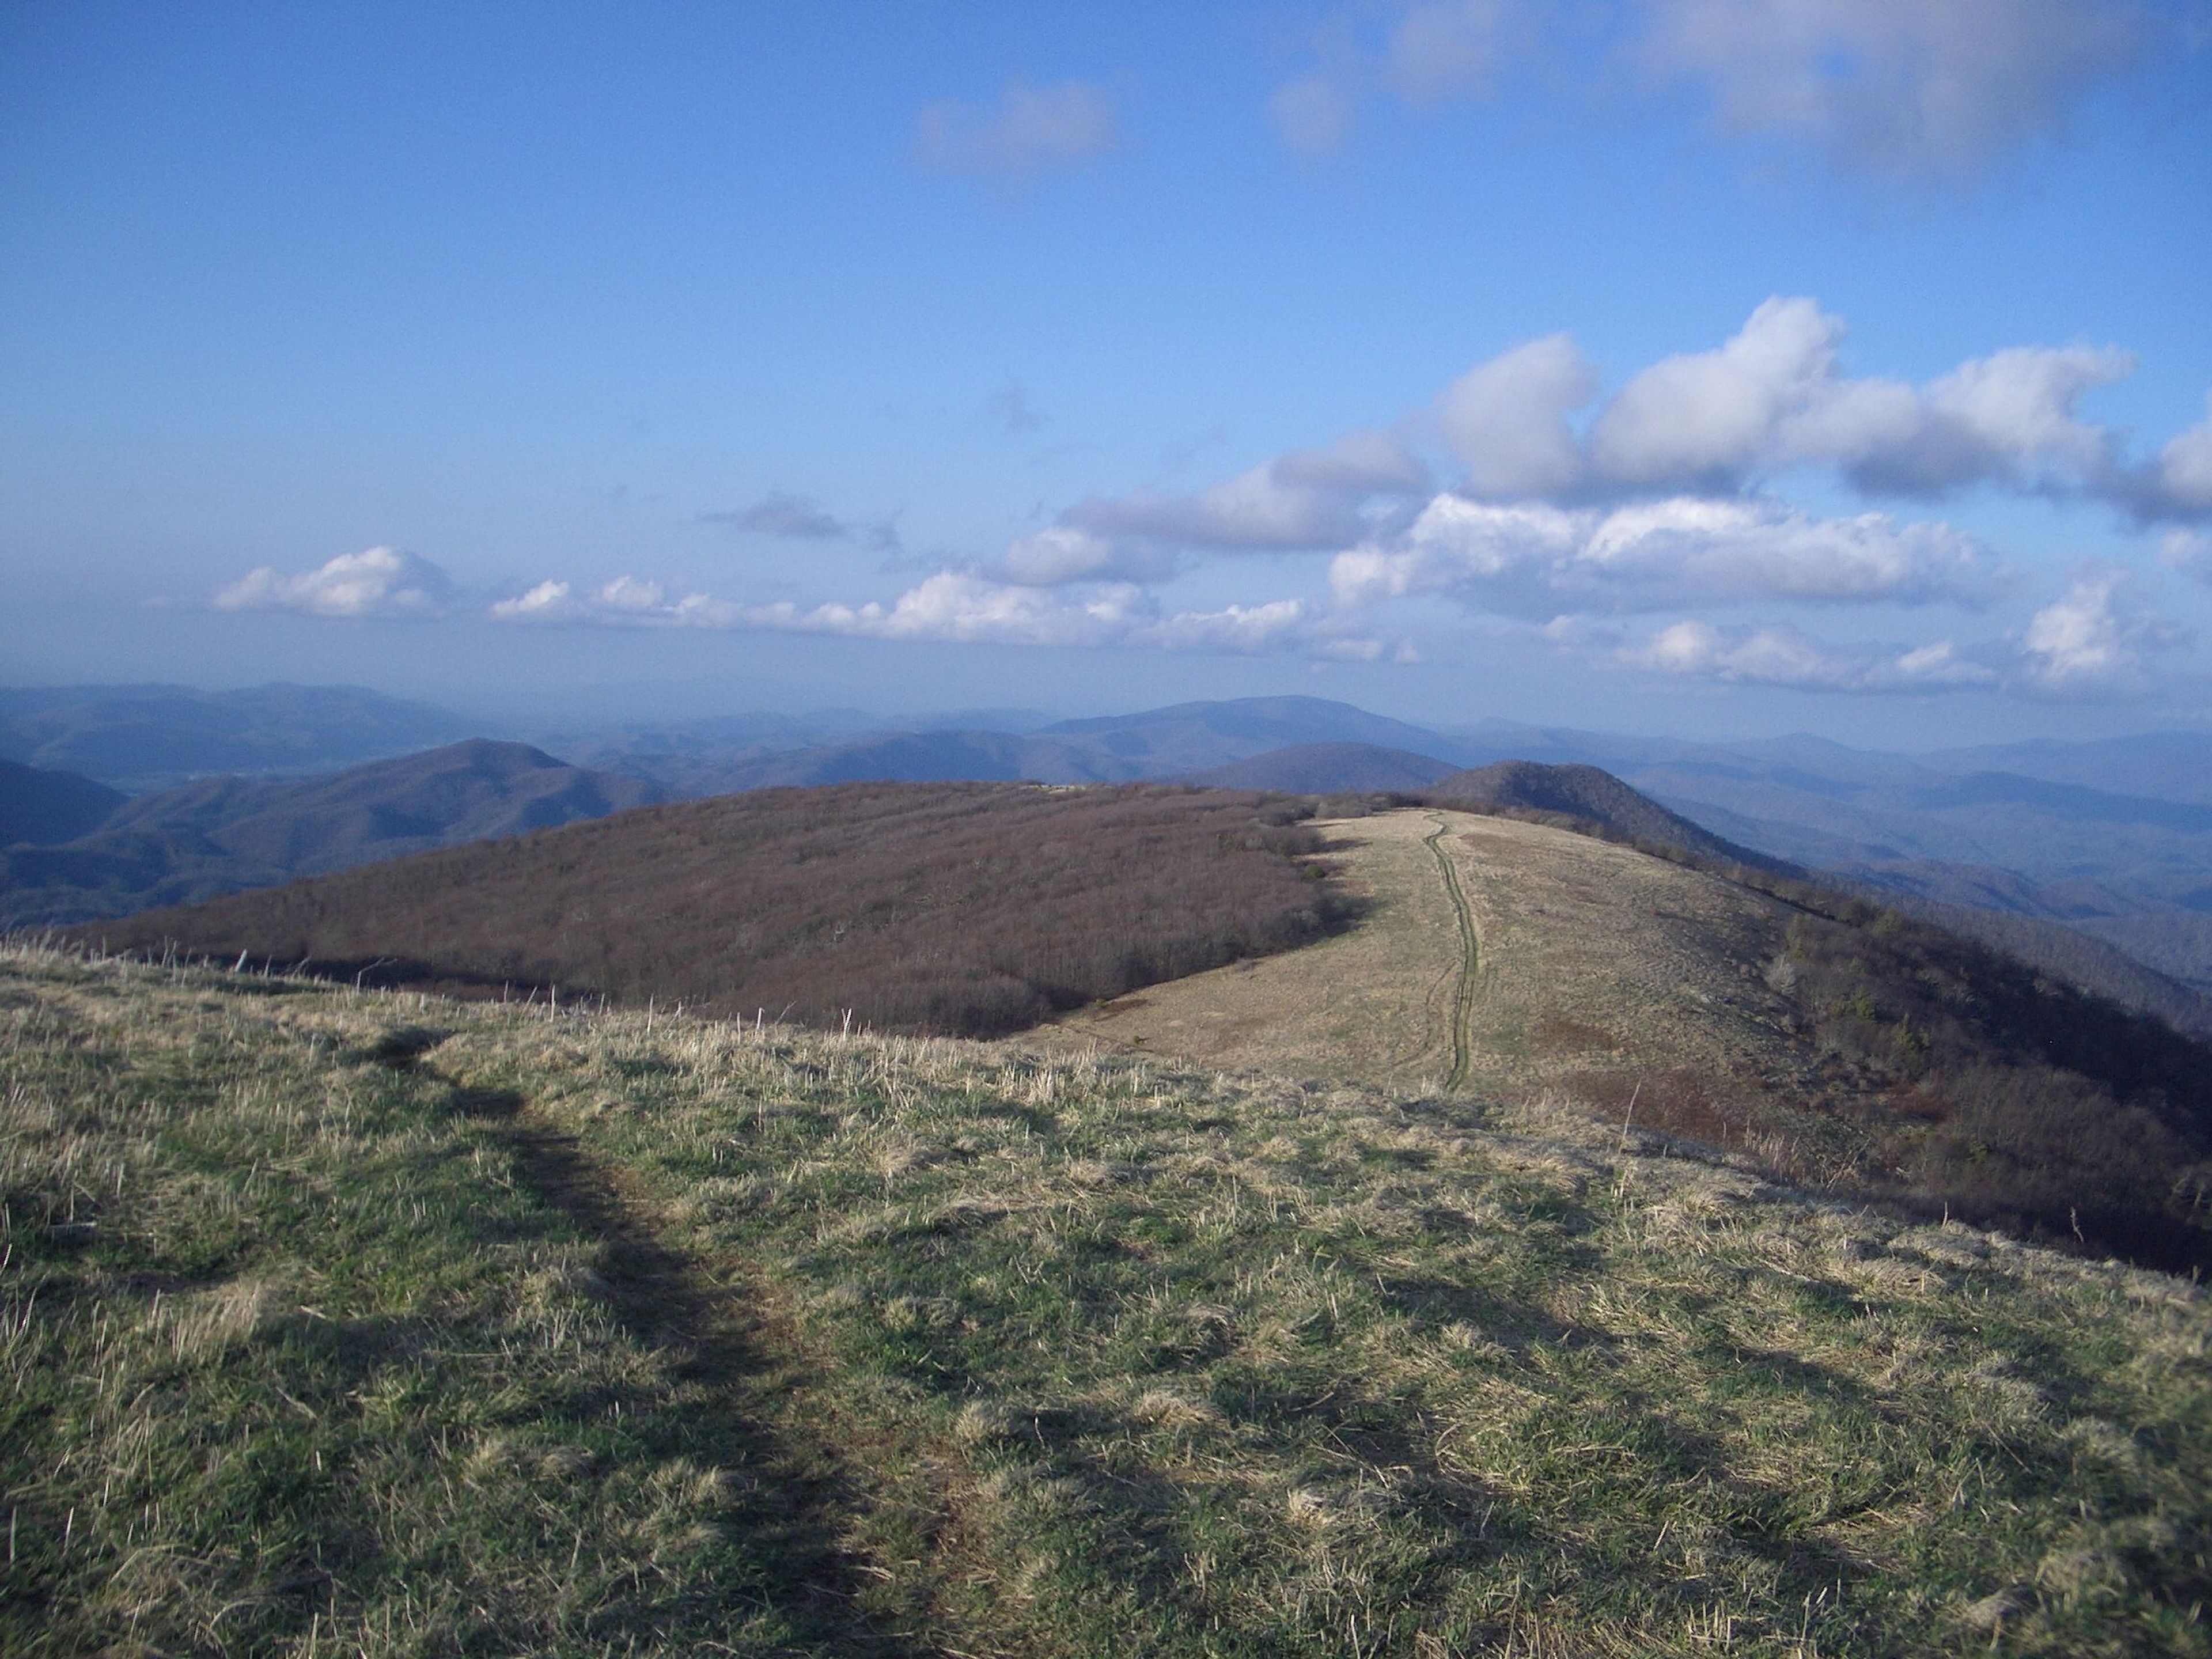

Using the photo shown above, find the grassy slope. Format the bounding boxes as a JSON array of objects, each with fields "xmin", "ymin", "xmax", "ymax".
[
  {"xmin": 7, "ymin": 945, "xmax": 2212, "ymax": 1656},
  {"xmin": 1048, "ymin": 809, "xmax": 2212, "ymax": 1275}
]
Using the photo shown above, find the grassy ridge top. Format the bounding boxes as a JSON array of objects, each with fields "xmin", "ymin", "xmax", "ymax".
[
  {"xmin": 70, "ymin": 782, "xmax": 1345, "ymax": 1037},
  {"xmin": 7, "ymin": 945, "xmax": 2211, "ymax": 1656}
]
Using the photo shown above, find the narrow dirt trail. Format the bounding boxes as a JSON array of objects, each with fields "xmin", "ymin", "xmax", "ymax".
[
  {"xmin": 384, "ymin": 1042, "xmax": 941, "ymax": 1657},
  {"xmin": 1422, "ymin": 814, "xmax": 1483, "ymax": 1092}
]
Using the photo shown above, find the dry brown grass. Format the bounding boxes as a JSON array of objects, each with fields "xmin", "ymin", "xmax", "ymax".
[{"xmin": 7, "ymin": 940, "xmax": 2212, "ymax": 1654}]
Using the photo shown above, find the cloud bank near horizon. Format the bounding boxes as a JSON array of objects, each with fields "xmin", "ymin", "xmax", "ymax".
[{"xmin": 203, "ymin": 296, "xmax": 2210, "ymax": 703}]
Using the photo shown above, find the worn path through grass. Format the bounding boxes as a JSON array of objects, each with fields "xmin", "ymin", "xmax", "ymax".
[
  {"xmin": 408, "ymin": 1046, "xmax": 923, "ymax": 1650},
  {"xmin": 1422, "ymin": 812, "xmax": 1483, "ymax": 1093},
  {"xmin": 1036, "ymin": 810, "xmax": 1815, "ymax": 1146}
]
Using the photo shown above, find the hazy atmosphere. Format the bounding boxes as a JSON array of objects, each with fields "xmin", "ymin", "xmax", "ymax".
[
  {"xmin": 5, "ymin": 1, "xmax": 2209, "ymax": 743},
  {"xmin": 19, "ymin": 12, "xmax": 2212, "ymax": 1653}
]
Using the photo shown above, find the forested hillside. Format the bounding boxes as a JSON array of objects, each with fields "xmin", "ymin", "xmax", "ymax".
[{"xmin": 78, "ymin": 782, "xmax": 1349, "ymax": 1035}]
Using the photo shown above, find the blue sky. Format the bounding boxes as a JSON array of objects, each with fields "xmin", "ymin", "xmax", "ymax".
[{"xmin": 3, "ymin": 1, "xmax": 2210, "ymax": 744}]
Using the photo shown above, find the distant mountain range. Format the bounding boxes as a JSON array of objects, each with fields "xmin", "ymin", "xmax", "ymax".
[
  {"xmin": 10, "ymin": 679, "xmax": 2212, "ymax": 1016},
  {"xmin": 1183, "ymin": 743, "xmax": 1462, "ymax": 793},
  {"xmin": 555, "ymin": 695, "xmax": 1485, "ymax": 796},
  {"xmin": 2, "ymin": 740, "xmax": 660, "ymax": 927},
  {"xmin": 0, "ymin": 682, "xmax": 474, "ymax": 790}
]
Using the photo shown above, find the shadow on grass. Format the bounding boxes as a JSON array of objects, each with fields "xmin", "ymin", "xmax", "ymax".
[{"xmin": 431, "ymin": 1069, "xmax": 944, "ymax": 1657}]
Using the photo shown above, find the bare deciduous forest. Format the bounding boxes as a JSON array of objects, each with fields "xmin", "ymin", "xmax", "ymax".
[{"xmin": 79, "ymin": 782, "xmax": 1348, "ymax": 1036}]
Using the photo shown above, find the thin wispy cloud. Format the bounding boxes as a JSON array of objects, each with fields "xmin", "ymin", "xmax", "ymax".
[
  {"xmin": 1267, "ymin": 74, "xmax": 1353, "ymax": 156},
  {"xmin": 915, "ymin": 78, "xmax": 1121, "ymax": 187},
  {"xmin": 1639, "ymin": 0, "xmax": 2154, "ymax": 183},
  {"xmin": 1268, "ymin": 0, "xmax": 2173, "ymax": 184},
  {"xmin": 705, "ymin": 493, "xmax": 900, "ymax": 550},
  {"xmin": 984, "ymin": 382, "xmax": 1048, "ymax": 435}
]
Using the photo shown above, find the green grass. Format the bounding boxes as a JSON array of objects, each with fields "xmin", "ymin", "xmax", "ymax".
[{"xmin": 6, "ymin": 942, "xmax": 2212, "ymax": 1656}]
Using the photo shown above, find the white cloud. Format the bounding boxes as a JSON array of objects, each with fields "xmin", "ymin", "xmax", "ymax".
[
  {"xmin": 1638, "ymin": 0, "xmax": 2153, "ymax": 182},
  {"xmin": 1331, "ymin": 492, "xmax": 1994, "ymax": 614},
  {"xmin": 2014, "ymin": 573, "xmax": 2188, "ymax": 694},
  {"xmin": 489, "ymin": 576, "xmax": 738, "ymax": 629},
  {"xmin": 915, "ymin": 79, "xmax": 1120, "ymax": 185},
  {"xmin": 741, "ymin": 570, "xmax": 1343, "ymax": 657},
  {"xmin": 1144, "ymin": 599, "xmax": 1316, "ymax": 654},
  {"xmin": 1620, "ymin": 618, "xmax": 1998, "ymax": 691},
  {"xmin": 1831, "ymin": 344, "xmax": 2134, "ymax": 494},
  {"xmin": 214, "ymin": 547, "xmax": 453, "ymax": 619},
  {"xmin": 1590, "ymin": 297, "xmax": 1843, "ymax": 488},
  {"xmin": 1445, "ymin": 297, "xmax": 2147, "ymax": 505},
  {"xmin": 1438, "ymin": 334, "xmax": 1597, "ymax": 498}
]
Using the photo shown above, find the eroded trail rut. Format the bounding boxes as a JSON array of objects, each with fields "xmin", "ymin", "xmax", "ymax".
[
  {"xmin": 388, "ymin": 1041, "xmax": 939, "ymax": 1656},
  {"xmin": 1422, "ymin": 815, "xmax": 1483, "ymax": 1092}
]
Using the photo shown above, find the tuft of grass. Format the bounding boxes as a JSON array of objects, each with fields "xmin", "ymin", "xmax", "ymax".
[{"xmin": 6, "ymin": 940, "xmax": 2212, "ymax": 1656}]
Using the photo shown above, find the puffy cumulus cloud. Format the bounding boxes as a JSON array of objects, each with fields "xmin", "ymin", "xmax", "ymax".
[
  {"xmin": 2014, "ymin": 573, "xmax": 2189, "ymax": 695},
  {"xmin": 744, "ymin": 570, "xmax": 1366, "ymax": 658},
  {"xmin": 1589, "ymin": 297, "xmax": 1843, "ymax": 489},
  {"xmin": 1438, "ymin": 335, "xmax": 1597, "ymax": 498},
  {"xmin": 1639, "ymin": 0, "xmax": 2153, "ymax": 183},
  {"xmin": 489, "ymin": 576, "xmax": 739, "ymax": 629},
  {"xmin": 915, "ymin": 79, "xmax": 1120, "ymax": 185},
  {"xmin": 1819, "ymin": 344, "xmax": 2135, "ymax": 495},
  {"xmin": 214, "ymin": 547, "xmax": 453, "ymax": 619},
  {"xmin": 1330, "ymin": 493, "xmax": 1995, "ymax": 615},
  {"xmin": 1618, "ymin": 618, "xmax": 1998, "ymax": 691},
  {"xmin": 1443, "ymin": 297, "xmax": 2148, "ymax": 506}
]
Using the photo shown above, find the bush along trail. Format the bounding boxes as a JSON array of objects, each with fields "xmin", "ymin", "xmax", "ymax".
[{"xmin": 6, "ymin": 941, "xmax": 2212, "ymax": 1656}]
